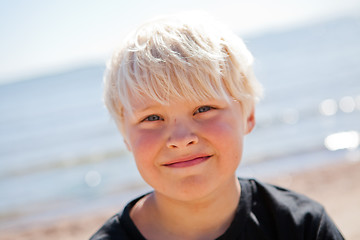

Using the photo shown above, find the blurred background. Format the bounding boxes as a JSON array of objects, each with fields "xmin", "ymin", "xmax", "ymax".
[{"xmin": 1, "ymin": 0, "xmax": 360, "ymax": 239}]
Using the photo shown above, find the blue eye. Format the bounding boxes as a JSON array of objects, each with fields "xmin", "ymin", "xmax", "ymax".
[
  {"xmin": 144, "ymin": 115, "xmax": 162, "ymax": 122},
  {"xmin": 195, "ymin": 106, "xmax": 213, "ymax": 114}
]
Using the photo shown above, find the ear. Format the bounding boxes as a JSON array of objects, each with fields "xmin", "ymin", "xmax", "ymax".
[
  {"xmin": 123, "ymin": 138, "xmax": 132, "ymax": 152},
  {"xmin": 120, "ymin": 126, "xmax": 132, "ymax": 152},
  {"xmin": 245, "ymin": 107, "xmax": 255, "ymax": 134},
  {"xmin": 116, "ymin": 119, "xmax": 132, "ymax": 152}
]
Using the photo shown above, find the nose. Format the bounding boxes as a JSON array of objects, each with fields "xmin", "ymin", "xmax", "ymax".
[{"xmin": 166, "ymin": 121, "xmax": 199, "ymax": 149}]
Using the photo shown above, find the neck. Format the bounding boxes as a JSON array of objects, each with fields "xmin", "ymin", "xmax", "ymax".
[{"xmin": 131, "ymin": 176, "xmax": 240, "ymax": 240}]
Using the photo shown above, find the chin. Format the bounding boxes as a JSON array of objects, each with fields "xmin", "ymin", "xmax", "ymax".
[{"xmin": 159, "ymin": 175, "xmax": 220, "ymax": 202}]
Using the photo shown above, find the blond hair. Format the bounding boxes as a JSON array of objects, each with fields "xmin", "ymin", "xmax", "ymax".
[{"xmin": 104, "ymin": 12, "xmax": 263, "ymax": 131}]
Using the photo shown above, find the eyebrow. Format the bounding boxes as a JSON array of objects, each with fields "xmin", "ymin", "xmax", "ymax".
[{"xmin": 132, "ymin": 104, "xmax": 163, "ymax": 114}]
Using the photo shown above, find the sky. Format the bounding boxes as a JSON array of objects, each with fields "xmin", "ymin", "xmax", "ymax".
[{"xmin": 1, "ymin": 0, "xmax": 359, "ymax": 84}]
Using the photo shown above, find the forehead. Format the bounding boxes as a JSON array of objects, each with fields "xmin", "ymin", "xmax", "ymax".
[
  {"xmin": 124, "ymin": 90, "xmax": 231, "ymax": 114},
  {"xmin": 121, "ymin": 78, "xmax": 230, "ymax": 110}
]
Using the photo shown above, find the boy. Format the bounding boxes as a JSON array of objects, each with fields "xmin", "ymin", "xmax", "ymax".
[{"xmin": 91, "ymin": 12, "xmax": 343, "ymax": 240}]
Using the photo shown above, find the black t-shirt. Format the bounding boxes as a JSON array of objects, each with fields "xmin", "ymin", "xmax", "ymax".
[{"xmin": 90, "ymin": 178, "xmax": 344, "ymax": 240}]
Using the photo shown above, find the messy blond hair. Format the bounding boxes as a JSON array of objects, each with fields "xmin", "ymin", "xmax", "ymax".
[{"xmin": 104, "ymin": 12, "xmax": 263, "ymax": 131}]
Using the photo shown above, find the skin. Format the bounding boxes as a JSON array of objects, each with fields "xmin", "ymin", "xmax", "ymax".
[{"xmin": 122, "ymin": 95, "xmax": 255, "ymax": 240}]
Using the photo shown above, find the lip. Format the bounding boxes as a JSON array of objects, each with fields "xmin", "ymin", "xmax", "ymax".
[{"xmin": 162, "ymin": 154, "xmax": 212, "ymax": 168}]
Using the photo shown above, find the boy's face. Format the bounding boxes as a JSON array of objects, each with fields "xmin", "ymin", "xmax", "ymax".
[{"xmin": 122, "ymin": 94, "xmax": 255, "ymax": 201}]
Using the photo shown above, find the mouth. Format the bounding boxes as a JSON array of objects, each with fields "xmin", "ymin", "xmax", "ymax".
[{"xmin": 162, "ymin": 155, "xmax": 212, "ymax": 168}]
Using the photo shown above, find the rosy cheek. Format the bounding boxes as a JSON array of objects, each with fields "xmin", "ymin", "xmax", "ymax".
[
  {"xmin": 130, "ymin": 129, "xmax": 162, "ymax": 158},
  {"xmin": 208, "ymin": 124, "xmax": 233, "ymax": 142},
  {"xmin": 133, "ymin": 131, "xmax": 151, "ymax": 149},
  {"xmin": 200, "ymin": 116, "xmax": 235, "ymax": 136},
  {"xmin": 199, "ymin": 116, "xmax": 243, "ymax": 152}
]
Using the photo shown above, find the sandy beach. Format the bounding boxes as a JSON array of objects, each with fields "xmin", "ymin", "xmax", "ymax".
[{"xmin": 1, "ymin": 158, "xmax": 359, "ymax": 240}]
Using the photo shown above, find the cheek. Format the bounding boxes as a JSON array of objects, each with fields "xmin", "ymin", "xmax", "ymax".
[
  {"xmin": 128, "ymin": 129, "xmax": 162, "ymax": 161},
  {"xmin": 200, "ymin": 117, "xmax": 245, "ymax": 159},
  {"xmin": 201, "ymin": 116, "xmax": 243, "ymax": 141}
]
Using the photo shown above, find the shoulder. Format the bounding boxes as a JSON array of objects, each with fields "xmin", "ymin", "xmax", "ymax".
[
  {"xmin": 90, "ymin": 194, "xmax": 147, "ymax": 240},
  {"xmin": 90, "ymin": 213, "xmax": 125, "ymax": 240},
  {"xmin": 243, "ymin": 178, "xmax": 324, "ymax": 213},
  {"xmin": 238, "ymin": 178, "xmax": 344, "ymax": 239}
]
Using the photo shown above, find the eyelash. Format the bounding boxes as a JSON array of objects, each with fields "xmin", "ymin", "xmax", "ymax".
[
  {"xmin": 142, "ymin": 115, "xmax": 163, "ymax": 122},
  {"xmin": 194, "ymin": 106, "xmax": 214, "ymax": 115}
]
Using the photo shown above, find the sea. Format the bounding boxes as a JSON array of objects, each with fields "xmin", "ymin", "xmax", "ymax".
[{"xmin": 1, "ymin": 16, "xmax": 359, "ymax": 229}]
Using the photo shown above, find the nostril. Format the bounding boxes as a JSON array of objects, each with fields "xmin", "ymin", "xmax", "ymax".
[{"xmin": 166, "ymin": 132, "xmax": 199, "ymax": 149}]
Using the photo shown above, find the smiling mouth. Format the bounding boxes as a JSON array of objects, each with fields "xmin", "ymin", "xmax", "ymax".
[{"xmin": 163, "ymin": 155, "xmax": 212, "ymax": 168}]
